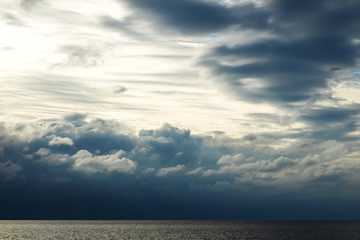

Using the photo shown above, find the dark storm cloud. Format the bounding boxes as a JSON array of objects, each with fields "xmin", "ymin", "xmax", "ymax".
[
  {"xmin": 195, "ymin": 0, "xmax": 360, "ymax": 104},
  {"xmin": 124, "ymin": 0, "xmax": 233, "ymax": 34},
  {"xmin": 299, "ymin": 105, "xmax": 360, "ymax": 142},
  {"xmin": 301, "ymin": 105, "xmax": 360, "ymax": 124},
  {"xmin": 202, "ymin": 58, "xmax": 329, "ymax": 103},
  {"xmin": 270, "ymin": 0, "xmax": 360, "ymax": 36},
  {"xmin": 122, "ymin": 0, "xmax": 269, "ymax": 34},
  {"xmin": 114, "ymin": 0, "xmax": 360, "ymax": 105},
  {"xmin": 1, "ymin": 116, "xmax": 360, "ymax": 219},
  {"xmin": 213, "ymin": 36, "xmax": 357, "ymax": 67},
  {"xmin": 247, "ymin": 104, "xmax": 360, "ymax": 142}
]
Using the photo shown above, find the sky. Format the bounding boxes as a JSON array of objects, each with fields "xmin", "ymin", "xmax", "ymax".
[{"xmin": 0, "ymin": 0, "xmax": 360, "ymax": 220}]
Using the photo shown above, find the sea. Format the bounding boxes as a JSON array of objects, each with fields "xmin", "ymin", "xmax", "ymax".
[{"xmin": 0, "ymin": 220, "xmax": 360, "ymax": 239}]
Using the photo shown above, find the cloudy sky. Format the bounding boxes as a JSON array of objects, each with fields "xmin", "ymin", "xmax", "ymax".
[{"xmin": 1, "ymin": 0, "xmax": 360, "ymax": 220}]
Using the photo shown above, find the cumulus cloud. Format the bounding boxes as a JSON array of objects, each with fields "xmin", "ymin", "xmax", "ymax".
[
  {"xmin": 48, "ymin": 136, "xmax": 74, "ymax": 146},
  {"xmin": 0, "ymin": 116, "xmax": 359, "ymax": 219},
  {"xmin": 34, "ymin": 148, "xmax": 51, "ymax": 157},
  {"xmin": 0, "ymin": 116, "xmax": 358, "ymax": 191},
  {"xmin": 37, "ymin": 153, "xmax": 70, "ymax": 165},
  {"xmin": 217, "ymin": 154, "xmax": 243, "ymax": 165},
  {"xmin": 34, "ymin": 148, "xmax": 70, "ymax": 165},
  {"xmin": 72, "ymin": 149, "xmax": 136, "ymax": 174},
  {"xmin": 156, "ymin": 164, "xmax": 185, "ymax": 177}
]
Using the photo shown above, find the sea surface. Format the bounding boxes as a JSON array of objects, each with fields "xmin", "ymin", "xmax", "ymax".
[{"xmin": 0, "ymin": 220, "xmax": 360, "ymax": 239}]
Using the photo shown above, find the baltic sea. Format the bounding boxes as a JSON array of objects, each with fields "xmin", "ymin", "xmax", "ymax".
[{"xmin": 0, "ymin": 220, "xmax": 359, "ymax": 239}]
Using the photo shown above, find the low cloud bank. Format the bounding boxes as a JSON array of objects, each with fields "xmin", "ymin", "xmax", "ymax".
[{"xmin": 0, "ymin": 114, "xmax": 359, "ymax": 219}]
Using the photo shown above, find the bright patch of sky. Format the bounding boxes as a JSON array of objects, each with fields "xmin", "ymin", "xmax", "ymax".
[{"xmin": 0, "ymin": 0, "xmax": 286, "ymax": 137}]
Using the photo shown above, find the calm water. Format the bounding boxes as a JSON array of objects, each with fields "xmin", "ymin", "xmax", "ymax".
[{"xmin": 0, "ymin": 220, "xmax": 360, "ymax": 239}]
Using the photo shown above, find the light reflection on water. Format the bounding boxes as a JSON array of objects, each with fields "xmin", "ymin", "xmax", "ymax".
[{"xmin": 0, "ymin": 220, "xmax": 360, "ymax": 239}]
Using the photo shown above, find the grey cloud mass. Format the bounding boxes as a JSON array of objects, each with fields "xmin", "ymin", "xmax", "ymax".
[
  {"xmin": 122, "ymin": 0, "xmax": 360, "ymax": 104},
  {"xmin": 1, "ymin": 115, "xmax": 360, "ymax": 219},
  {"xmin": 124, "ymin": 0, "xmax": 235, "ymax": 34},
  {"xmin": 203, "ymin": 1, "xmax": 360, "ymax": 104},
  {"xmin": 301, "ymin": 105, "xmax": 360, "ymax": 124}
]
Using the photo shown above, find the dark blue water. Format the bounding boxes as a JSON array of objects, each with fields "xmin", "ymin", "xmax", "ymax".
[{"xmin": 0, "ymin": 220, "xmax": 359, "ymax": 239}]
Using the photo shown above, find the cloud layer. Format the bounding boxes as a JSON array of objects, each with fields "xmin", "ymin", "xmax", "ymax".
[{"xmin": 1, "ymin": 115, "xmax": 359, "ymax": 219}]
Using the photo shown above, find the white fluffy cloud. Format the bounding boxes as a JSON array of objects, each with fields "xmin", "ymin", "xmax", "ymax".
[
  {"xmin": 35, "ymin": 148, "xmax": 70, "ymax": 165},
  {"xmin": 48, "ymin": 136, "xmax": 74, "ymax": 146},
  {"xmin": 217, "ymin": 154, "xmax": 243, "ymax": 165},
  {"xmin": 156, "ymin": 164, "xmax": 185, "ymax": 177},
  {"xmin": 72, "ymin": 149, "xmax": 136, "ymax": 174}
]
